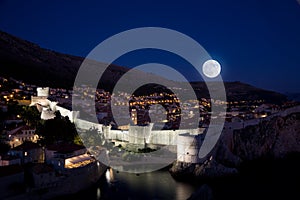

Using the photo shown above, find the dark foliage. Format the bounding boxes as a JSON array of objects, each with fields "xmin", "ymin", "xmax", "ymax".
[{"xmin": 36, "ymin": 111, "xmax": 77, "ymax": 145}]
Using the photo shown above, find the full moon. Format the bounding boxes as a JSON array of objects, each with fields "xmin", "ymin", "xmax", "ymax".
[{"xmin": 202, "ymin": 59, "xmax": 221, "ymax": 78}]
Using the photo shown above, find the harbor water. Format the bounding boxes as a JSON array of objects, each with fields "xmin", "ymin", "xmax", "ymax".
[{"xmin": 56, "ymin": 168, "xmax": 200, "ymax": 200}]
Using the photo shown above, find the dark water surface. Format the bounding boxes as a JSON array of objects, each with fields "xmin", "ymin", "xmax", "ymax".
[
  {"xmin": 57, "ymin": 168, "xmax": 200, "ymax": 200},
  {"xmin": 55, "ymin": 153, "xmax": 300, "ymax": 200}
]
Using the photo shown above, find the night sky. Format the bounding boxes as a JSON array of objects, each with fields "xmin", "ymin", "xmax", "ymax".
[{"xmin": 0, "ymin": 0, "xmax": 300, "ymax": 93}]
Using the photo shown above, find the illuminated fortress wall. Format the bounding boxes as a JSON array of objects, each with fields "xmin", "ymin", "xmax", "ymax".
[
  {"xmin": 31, "ymin": 87, "xmax": 300, "ymax": 164},
  {"xmin": 30, "ymin": 96, "xmax": 48, "ymax": 106},
  {"xmin": 75, "ymin": 118, "xmax": 103, "ymax": 131},
  {"xmin": 102, "ymin": 123, "xmax": 204, "ymax": 147}
]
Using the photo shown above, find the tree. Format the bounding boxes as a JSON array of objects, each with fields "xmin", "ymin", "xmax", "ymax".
[
  {"xmin": 20, "ymin": 106, "xmax": 41, "ymax": 127},
  {"xmin": 73, "ymin": 134, "xmax": 83, "ymax": 146},
  {"xmin": 7, "ymin": 100, "xmax": 21, "ymax": 117},
  {"xmin": 36, "ymin": 111, "xmax": 77, "ymax": 145},
  {"xmin": 78, "ymin": 127, "xmax": 104, "ymax": 147}
]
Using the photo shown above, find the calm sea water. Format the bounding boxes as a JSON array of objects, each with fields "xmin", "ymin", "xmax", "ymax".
[
  {"xmin": 54, "ymin": 153, "xmax": 300, "ymax": 200},
  {"xmin": 57, "ymin": 168, "xmax": 200, "ymax": 200}
]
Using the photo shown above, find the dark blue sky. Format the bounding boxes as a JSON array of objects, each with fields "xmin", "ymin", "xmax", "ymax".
[{"xmin": 0, "ymin": 0, "xmax": 300, "ymax": 93}]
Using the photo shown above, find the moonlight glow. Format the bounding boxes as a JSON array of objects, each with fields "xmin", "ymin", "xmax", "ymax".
[{"xmin": 202, "ymin": 59, "xmax": 221, "ymax": 78}]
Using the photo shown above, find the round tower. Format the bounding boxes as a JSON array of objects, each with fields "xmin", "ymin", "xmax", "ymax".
[{"xmin": 177, "ymin": 133, "xmax": 202, "ymax": 163}]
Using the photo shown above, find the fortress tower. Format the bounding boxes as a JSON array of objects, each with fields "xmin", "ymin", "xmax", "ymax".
[
  {"xmin": 177, "ymin": 133, "xmax": 203, "ymax": 163},
  {"xmin": 31, "ymin": 87, "xmax": 79, "ymax": 123},
  {"xmin": 37, "ymin": 87, "xmax": 49, "ymax": 97},
  {"xmin": 30, "ymin": 87, "xmax": 49, "ymax": 106}
]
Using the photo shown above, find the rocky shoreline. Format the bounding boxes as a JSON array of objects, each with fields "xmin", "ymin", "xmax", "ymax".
[{"xmin": 170, "ymin": 111, "xmax": 300, "ymax": 180}]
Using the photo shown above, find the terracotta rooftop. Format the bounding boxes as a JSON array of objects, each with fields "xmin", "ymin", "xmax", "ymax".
[
  {"xmin": 11, "ymin": 141, "xmax": 41, "ymax": 151},
  {"xmin": 8, "ymin": 125, "xmax": 35, "ymax": 135}
]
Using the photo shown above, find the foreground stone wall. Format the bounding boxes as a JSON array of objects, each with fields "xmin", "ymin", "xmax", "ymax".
[{"xmin": 0, "ymin": 171, "xmax": 24, "ymax": 199}]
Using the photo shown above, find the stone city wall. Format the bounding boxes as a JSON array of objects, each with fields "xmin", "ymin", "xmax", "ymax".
[
  {"xmin": 56, "ymin": 106, "xmax": 79, "ymax": 123},
  {"xmin": 75, "ymin": 118, "xmax": 103, "ymax": 131}
]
